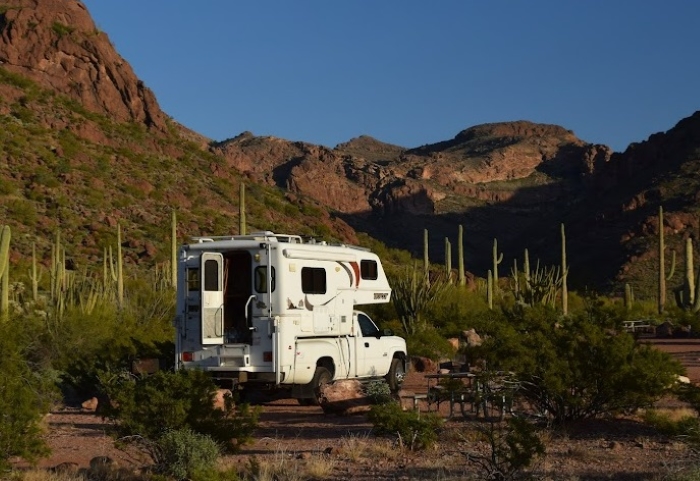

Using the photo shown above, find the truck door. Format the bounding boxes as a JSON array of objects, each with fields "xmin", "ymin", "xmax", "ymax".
[
  {"xmin": 201, "ymin": 252, "xmax": 224, "ymax": 345},
  {"xmin": 355, "ymin": 312, "xmax": 387, "ymax": 377}
]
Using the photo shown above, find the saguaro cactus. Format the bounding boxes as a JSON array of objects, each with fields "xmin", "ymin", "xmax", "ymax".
[
  {"xmin": 29, "ymin": 241, "xmax": 42, "ymax": 302},
  {"xmin": 117, "ymin": 223, "xmax": 124, "ymax": 307},
  {"xmin": 239, "ymin": 182, "xmax": 246, "ymax": 235},
  {"xmin": 171, "ymin": 210, "xmax": 177, "ymax": 290},
  {"xmin": 674, "ymin": 236, "xmax": 700, "ymax": 312},
  {"xmin": 658, "ymin": 206, "xmax": 676, "ymax": 314},
  {"xmin": 0, "ymin": 225, "xmax": 10, "ymax": 320},
  {"xmin": 423, "ymin": 229, "xmax": 429, "ymax": 278},
  {"xmin": 524, "ymin": 248, "xmax": 531, "ymax": 295},
  {"xmin": 458, "ymin": 225, "xmax": 466, "ymax": 287},
  {"xmin": 444, "ymin": 237, "xmax": 452, "ymax": 282},
  {"xmin": 492, "ymin": 238, "xmax": 503, "ymax": 292},
  {"xmin": 624, "ymin": 283, "xmax": 633, "ymax": 310},
  {"xmin": 685, "ymin": 236, "xmax": 695, "ymax": 306},
  {"xmin": 561, "ymin": 223, "xmax": 568, "ymax": 316}
]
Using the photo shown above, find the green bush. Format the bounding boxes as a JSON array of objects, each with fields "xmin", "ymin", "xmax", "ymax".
[
  {"xmin": 368, "ymin": 402, "xmax": 443, "ymax": 450},
  {"xmin": 642, "ymin": 409, "xmax": 700, "ymax": 441},
  {"xmin": 478, "ymin": 304, "xmax": 683, "ymax": 424},
  {"xmin": 152, "ymin": 428, "xmax": 220, "ymax": 481},
  {"xmin": 363, "ymin": 380, "xmax": 393, "ymax": 405},
  {"xmin": 101, "ymin": 369, "xmax": 260, "ymax": 453},
  {"xmin": 468, "ymin": 417, "xmax": 546, "ymax": 481},
  {"xmin": 0, "ymin": 320, "xmax": 54, "ymax": 469}
]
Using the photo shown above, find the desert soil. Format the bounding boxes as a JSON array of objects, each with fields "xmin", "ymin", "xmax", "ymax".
[{"xmin": 13, "ymin": 338, "xmax": 700, "ymax": 480}]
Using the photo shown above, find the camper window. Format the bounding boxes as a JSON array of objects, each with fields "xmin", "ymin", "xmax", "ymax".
[
  {"xmin": 301, "ymin": 267, "xmax": 326, "ymax": 294},
  {"xmin": 360, "ymin": 260, "xmax": 378, "ymax": 280},
  {"xmin": 187, "ymin": 268, "xmax": 200, "ymax": 291},
  {"xmin": 254, "ymin": 266, "xmax": 276, "ymax": 293}
]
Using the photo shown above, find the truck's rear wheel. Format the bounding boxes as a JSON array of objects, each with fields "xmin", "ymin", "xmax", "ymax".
[
  {"xmin": 386, "ymin": 358, "xmax": 405, "ymax": 393},
  {"xmin": 312, "ymin": 366, "xmax": 332, "ymax": 405}
]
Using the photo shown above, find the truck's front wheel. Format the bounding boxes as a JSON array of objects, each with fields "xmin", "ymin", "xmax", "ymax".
[{"xmin": 386, "ymin": 358, "xmax": 405, "ymax": 393}]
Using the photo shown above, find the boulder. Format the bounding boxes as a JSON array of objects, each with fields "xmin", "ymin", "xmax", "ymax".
[
  {"xmin": 411, "ymin": 356, "xmax": 437, "ymax": 373},
  {"xmin": 81, "ymin": 397, "xmax": 98, "ymax": 412},
  {"xmin": 317, "ymin": 380, "xmax": 371, "ymax": 415}
]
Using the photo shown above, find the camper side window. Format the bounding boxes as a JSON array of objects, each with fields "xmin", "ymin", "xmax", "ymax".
[
  {"xmin": 187, "ymin": 268, "xmax": 200, "ymax": 291},
  {"xmin": 360, "ymin": 260, "xmax": 378, "ymax": 280},
  {"xmin": 301, "ymin": 267, "xmax": 326, "ymax": 294},
  {"xmin": 254, "ymin": 266, "xmax": 276, "ymax": 293}
]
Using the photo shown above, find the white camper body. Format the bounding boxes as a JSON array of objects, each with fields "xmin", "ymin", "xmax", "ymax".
[{"xmin": 174, "ymin": 231, "xmax": 406, "ymax": 400}]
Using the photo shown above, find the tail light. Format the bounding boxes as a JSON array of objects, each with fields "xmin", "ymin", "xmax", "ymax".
[
  {"xmin": 182, "ymin": 352, "xmax": 194, "ymax": 362},
  {"xmin": 263, "ymin": 351, "xmax": 273, "ymax": 362}
]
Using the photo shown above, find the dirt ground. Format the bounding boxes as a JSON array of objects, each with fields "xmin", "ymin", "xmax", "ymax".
[{"xmin": 14, "ymin": 338, "xmax": 700, "ymax": 480}]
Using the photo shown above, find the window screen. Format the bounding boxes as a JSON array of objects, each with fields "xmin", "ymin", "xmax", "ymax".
[
  {"xmin": 360, "ymin": 260, "xmax": 378, "ymax": 280},
  {"xmin": 203, "ymin": 259, "xmax": 220, "ymax": 291},
  {"xmin": 301, "ymin": 267, "xmax": 326, "ymax": 294}
]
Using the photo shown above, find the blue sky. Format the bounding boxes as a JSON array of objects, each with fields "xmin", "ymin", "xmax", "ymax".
[{"xmin": 81, "ymin": 1, "xmax": 699, "ymax": 152}]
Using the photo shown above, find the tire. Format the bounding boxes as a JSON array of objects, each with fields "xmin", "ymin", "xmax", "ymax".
[
  {"xmin": 297, "ymin": 398, "xmax": 316, "ymax": 406},
  {"xmin": 385, "ymin": 358, "xmax": 405, "ymax": 393},
  {"xmin": 311, "ymin": 366, "xmax": 332, "ymax": 405}
]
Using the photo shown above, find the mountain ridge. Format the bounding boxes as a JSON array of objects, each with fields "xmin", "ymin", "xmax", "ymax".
[{"xmin": 1, "ymin": 0, "xmax": 700, "ymax": 298}]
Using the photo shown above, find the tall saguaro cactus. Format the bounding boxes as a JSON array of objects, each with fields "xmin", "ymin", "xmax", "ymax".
[
  {"xmin": 444, "ymin": 237, "xmax": 452, "ymax": 282},
  {"xmin": 685, "ymin": 236, "xmax": 695, "ymax": 306},
  {"xmin": 171, "ymin": 210, "xmax": 177, "ymax": 290},
  {"xmin": 0, "ymin": 225, "xmax": 10, "ymax": 320},
  {"xmin": 659, "ymin": 206, "xmax": 666, "ymax": 314},
  {"xmin": 658, "ymin": 206, "xmax": 676, "ymax": 314},
  {"xmin": 458, "ymin": 225, "xmax": 466, "ymax": 287},
  {"xmin": 492, "ymin": 238, "xmax": 503, "ymax": 292},
  {"xmin": 674, "ymin": 236, "xmax": 700, "ymax": 312},
  {"xmin": 239, "ymin": 182, "xmax": 246, "ymax": 235},
  {"xmin": 423, "ymin": 229, "xmax": 429, "ymax": 279},
  {"xmin": 561, "ymin": 223, "xmax": 568, "ymax": 316},
  {"xmin": 117, "ymin": 223, "xmax": 124, "ymax": 307},
  {"xmin": 29, "ymin": 241, "xmax": 42, "ymax": 302}
]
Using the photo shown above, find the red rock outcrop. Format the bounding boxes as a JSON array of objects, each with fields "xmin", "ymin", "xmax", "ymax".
[{"xmin": 0, "ymin": 0, "xmax": 167, "ymax": 130}]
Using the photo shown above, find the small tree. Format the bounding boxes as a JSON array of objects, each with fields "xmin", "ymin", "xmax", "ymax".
[
  {"xmin": 101, "ymin": 369, "xmax": 259, "ymax": 453},
  {"xmin": 478, "ymin": 305, "xmax": 683, "ymax": 424},
  {"xmin": 0, "ymin": 321, "xmax": 52, "ymax": 469}
]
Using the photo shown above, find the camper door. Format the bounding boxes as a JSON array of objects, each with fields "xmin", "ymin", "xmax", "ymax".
[{"xmin": 201, "ymin": 252, "xmax": 224, "ymax": 345}]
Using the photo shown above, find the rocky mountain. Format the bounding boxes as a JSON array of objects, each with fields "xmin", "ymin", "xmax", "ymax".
[{"xmin": 1, "ymin": 0, "xmax": 699, "ymax": 298}]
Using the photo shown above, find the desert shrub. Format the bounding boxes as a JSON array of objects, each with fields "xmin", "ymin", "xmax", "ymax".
[
  {"xmin": 425, "ymin": 286, "xmax": 491, "ymax": 336},
  {"xmin": 152, "ymin": 428, "xmax": 220, "ymax": 481},
  {"xmin": 101, "ymin": 369, "xmax": 260, "ymax": 453},
  {"xmin": 363, "ymin": 380, "xmax": 393, "ymax": 404},
  {"xmin": 405, "ymin": 322, "xmax": 456, "ymax": 361},
  {"xmin": 368, "ymin": 402, "xmax": 443, "ymax": 450},
  {"xmin": 642, "ymin": 409, "xmax": 700, "ymax": 441},
  {"xmin": 0, "ymin": 319, "xmax": 54, "ymax": 469},
  {"xmin": 478, "ymin": 304, "xmax": 683, "ymax": 424},
  {"xmin": 466, "ymin": 417, "xmax": 546, "ymax": 481}
]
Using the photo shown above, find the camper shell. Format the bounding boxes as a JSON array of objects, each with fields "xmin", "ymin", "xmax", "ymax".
[{"xmin": 174, "ymin": 231, "xmax": 406, "ymax": 401}]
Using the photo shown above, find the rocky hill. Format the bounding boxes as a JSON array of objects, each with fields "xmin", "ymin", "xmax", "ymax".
[{"xmin": 1, "ymin": 0, "xmax": 699, "ymax": 298}]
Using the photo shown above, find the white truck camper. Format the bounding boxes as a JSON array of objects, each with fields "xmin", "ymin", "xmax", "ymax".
[{"xmin": 174, "ymin": 231, "xmax": 407, "ymax": 403}]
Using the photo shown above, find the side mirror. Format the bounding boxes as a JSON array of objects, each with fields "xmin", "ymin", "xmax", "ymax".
[{"xmin": 383, "ymin": 328, "xmax": 394, "ymax": 337}]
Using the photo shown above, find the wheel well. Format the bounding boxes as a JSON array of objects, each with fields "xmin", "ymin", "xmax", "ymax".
[{"xmin": 317, "ymin": 357, "xmax": 335, "ymax": 377}]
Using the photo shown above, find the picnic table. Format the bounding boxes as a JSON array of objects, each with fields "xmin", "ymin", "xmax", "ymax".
[{"xmin": 423, "ymin": 371, "xmax": 521, "ymax": 420}]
